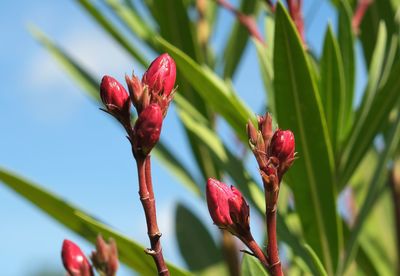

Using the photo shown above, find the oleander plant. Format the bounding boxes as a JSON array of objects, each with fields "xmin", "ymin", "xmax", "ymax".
[{"xmin": 1, "ymin": 0, "xmax": 400, "ymax": 275}]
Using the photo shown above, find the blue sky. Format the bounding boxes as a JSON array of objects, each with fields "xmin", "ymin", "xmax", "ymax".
[{"xmin": 0, "ymin": 1, "xmax": 366, "ymax": 275}]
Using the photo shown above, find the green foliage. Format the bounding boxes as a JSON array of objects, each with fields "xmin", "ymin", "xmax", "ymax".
[
  {"xmin": 2, "ymin": 0, "xmax": 399, "ymax": 275},
  {"xmin": 274, "ymin": 4, "xmax": 341, "ymax": 273},
  {"xmin": 175, "ymin": 203, "xmax": 223, "ymax": 271},
  {"xmin": 241, "ymin": 254, "xmax": 268, "ymax": 276}
]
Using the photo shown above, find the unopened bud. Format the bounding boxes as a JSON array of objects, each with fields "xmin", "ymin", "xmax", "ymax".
[
  {"xmin": 142, "ymin": 53, "xmax": 176, "ymax": 97},
  {"xmin": 61, "ymin": 239, "xmax": 93, "ymax": 276},
  {"xmin": 269, "ymin": 129, "xmax": 295, "ymax": 173},
  {"xmin": 100, "ymin": 75, "xmax": 131, "ymax": 123},
  {"xmin": 246, "ymin": 120, "xmax": 258, "ymax": 145},
  {"xmin": 125, "ymin": 73, "xmax": 145, "ymax": 113},
  {"xmin": 257, "ymin": 113, "xmax": 273, "ymax": 149},
  {"xmin": 133, "ymin": 103, "xmax": 163, "ymax": 156},
  {"xmin": 90, "ymin": 235, "xmax": 119, "ymax": 276},
  {"xmin": 206, "ymin": 178, "xmax": 250, "ymax": 236}
]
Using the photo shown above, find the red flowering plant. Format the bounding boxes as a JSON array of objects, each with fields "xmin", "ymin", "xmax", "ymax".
[{"xmin": 1, "ymin": 1, "xmax": 400, "ymax": 276}]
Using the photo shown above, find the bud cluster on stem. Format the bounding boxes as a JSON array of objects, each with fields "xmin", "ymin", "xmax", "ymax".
[
  {"xmin": 206, "ymin": 113, "xmax": 295, "ymax": 276},
  {"xmin": 98, "ymin": 53, "xmax": 177, "ymax": 276},
  {"xmin": 247, "ymin": 113, "xmax": 295, "ymax": 276}
]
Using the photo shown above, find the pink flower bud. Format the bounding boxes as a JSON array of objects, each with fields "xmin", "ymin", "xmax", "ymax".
[
  {"xmin": 61, "ymin": 239, "xmax": 93, "ymax": 276},
  {"xmin": 206, "ymin": 178, "xmax": 250, "ymax": 235},
  {"xmin": 228, "ymin": 186, "xmax": 250, "ymax": 227},
  {"xmin": 100, "ymin": 75, "xmax": 131, "ymax": 122},
  {"xmin": 269, "ymin": 129, "xmax": 295, "ymax": 171},
  {"xmin": 142, "ymin": 53, "xmax": 176, "ymax": 97},
  {"xmin": 133, "ymin": 103, "xmax": 163, "ymax": 156}
]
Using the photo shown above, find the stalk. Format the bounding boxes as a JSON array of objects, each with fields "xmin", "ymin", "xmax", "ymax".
[{"xmin": 135, "ymin": 155, "xmax": 169, "ymax": 276}]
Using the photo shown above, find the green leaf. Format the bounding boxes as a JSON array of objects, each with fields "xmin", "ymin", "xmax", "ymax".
[
  {"xmin": 223, "ymin": 0, "xmax": 259, "ymax": 79},
  {"xmin": 339, "ymin": 31, "xmax": 400, "ymax": 187},
  {"xmin": 360, "ymin": 0, "xmax": 397, "ymax": 67},
  {"xmin": 0, "ymin": 168, "xmax": 191, "ymax": 276},
  {"xmin": 356, "ymin": 22, "xmax": 387, "ymax": 123},
  {"xmin": 337, "ymin": 0, "xmax": 355, "ymax": 136},
  {"xmin": 319, "ymin": 25, "xmax": 346, "ymax": 153},
  {"xmin": 301, "ymin": 244, "xmax": 328, "ymax": 276},
  {"xmin": 339, "ymin": 111, "xmax": 400, "ymax": 274},
  {"xmin": 175, "ymin": 95, "xmax": 331, "ymax": 275},
  {"xmin": 175, "ymin": 203, "xmax": 223, "ymax": 271},
  {"xmin": 75, "ymin": 0, "xmax": 149, "ymax": 67},
  {"xmin": 29, "ymin": 26, "xmax": 201, "ymax": 197},
  {"xmin": 103, "ymin": 0, "xmax": 158, "ymax": 47},
  {"xmin": 273, "ymin": 3, "xmax": 341, "ymax": 274},
  {"xmin": 156, "ymin": 36, "xmax": 254, "ymax": 143},
  {"xmin": 241, "ymin": 254, "xmax": 268, "ymax": 276},
  {"xmin": 147, "ymin": 0, "xmax": 202, "ymax": 62}
]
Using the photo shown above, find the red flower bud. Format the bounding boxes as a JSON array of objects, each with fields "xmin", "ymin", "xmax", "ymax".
[
  {"xmin": 100, "ymin": 75, "xmax": 131, "ymax": 122},
  {"xmin": 269, "ymin": 129, "xmax": 295, "ymax": 172},
  {"xmin": 206, "ymin": 178, "xmax": 250, "ymax": 235},
  {"xmin": 61, "ymin": 239, "xmax": 93, "ymax": 276},
  {"xmin": 142, "ymin": 53, "xmax": 176, "ymax": 97},
  {"xmin": 133, "ymin": 103, "xmax": 163, "ymax": 156}
]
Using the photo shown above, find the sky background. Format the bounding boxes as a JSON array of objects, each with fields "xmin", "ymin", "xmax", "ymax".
[{"xmin": 0, "ymin": 1, "xmax": 366, "ymax": 275}]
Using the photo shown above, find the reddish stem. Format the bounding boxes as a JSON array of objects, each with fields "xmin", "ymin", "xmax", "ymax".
[
  {"xmin": 216, "ymin": 0, "xmax": 265, "ymax": 44},
  {"xmin": 352, "ymin": 0, "xmax": 373, "ymax": 34},
  {"xmin": 266, "ymin": 203, "xmax": 283, "ymax": 276},
  {"xmin": 242, "ymin": 234, "xmax": 270, "ymax": 271},
  {"xmin": 136, "ymin": 156, "xmax": 169, "ymax": 276}
]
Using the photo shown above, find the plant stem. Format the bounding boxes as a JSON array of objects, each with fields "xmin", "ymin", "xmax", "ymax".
[
  {"xmin": 242, "ymin": 233, "xmax": 270, "ymax": 271},
  {"xmin": 265, "ymin": 188, "xmax": 283, "ymax": 276},
  {"xmin": 136, "ymin": 156, "xmax": 169, "ymax": 275}
]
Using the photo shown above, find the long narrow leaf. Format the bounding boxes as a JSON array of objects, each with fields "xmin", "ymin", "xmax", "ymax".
[
  {"xmin": 339, "ymin": 48, "xmax": 400, "ymax": 186},
  {"xmin": 337, "ymin": 1, "xmax": 355, "ymax": 136},
  {"xmin": 0, "ymin": 168, "xmax": 191, "ymax": 276},
  {"xmin": 319, "ymin": 25, "xmax": 346, "ymax": 153},
  {"xmin": 273, "ymin": 3, "xmax": 341, "ymax": 273},
  {"xmin": 339, "ymin": 111, "xmax": 400, "ymax": 274}
]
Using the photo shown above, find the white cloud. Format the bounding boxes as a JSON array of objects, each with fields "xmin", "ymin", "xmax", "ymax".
[{"xmin": 25, "ymin": 24, "xmax": 141, "ymax": 122}]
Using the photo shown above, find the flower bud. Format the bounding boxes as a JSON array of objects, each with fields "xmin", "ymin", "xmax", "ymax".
[
  {"xmin": 90, "ymin": 235, "xmax": 119, "ymax": 276},
  {"xmin": 206, "ymin": 178, "xmax": 250, "ymax": 235},
  {"xmin": 257, "ymin": 113, "xmax": 273, "ymax": 149},
  {"xmin": 133, "ymin": 103, "xmax": 163, "ymax": 156},
  {"xmin": 228, "ymin": 186, "xmax": 250, "ymax": 228},
  {"xmin": 100, "ymin": 75, "xmax": 131, "ymax": 123},
  {"xmin": 61, "ymin": 239, "xmax": 93, "ymax": 276},
  {"xmin": 142, "ymin": 53, "xmax": 176, "ymax": 97},
  {"xmin": 269, "ymin": 129, "xmax": 295, "ymax": 172}
]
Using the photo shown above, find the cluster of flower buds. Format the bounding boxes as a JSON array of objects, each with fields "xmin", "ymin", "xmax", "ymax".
[
  {"xmin": 61, "ymin": 237, "xmax": 119, "ymax": 276},
  {"xmin": 90, "ymin": 235, "xmax": 119, "ymax": 276},
  {"xmin": 62, "ymin": 240, "xmax": 93, "ymax": 276},
  {"xmin": 206, "ymin": 178, "xmax": 251, "ymax": 238},
  {"xmin": 100, "ymin": 53, "xmax": 176, "ymax": 158},
  {"xmin": 247, "ymin": 113, "xmax": 295, "ymax": 186}
]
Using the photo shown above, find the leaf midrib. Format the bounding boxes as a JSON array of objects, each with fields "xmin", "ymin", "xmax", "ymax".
[{"xmin": 281, "ymin": 23, "xmax": 333, "ymax": 273}]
